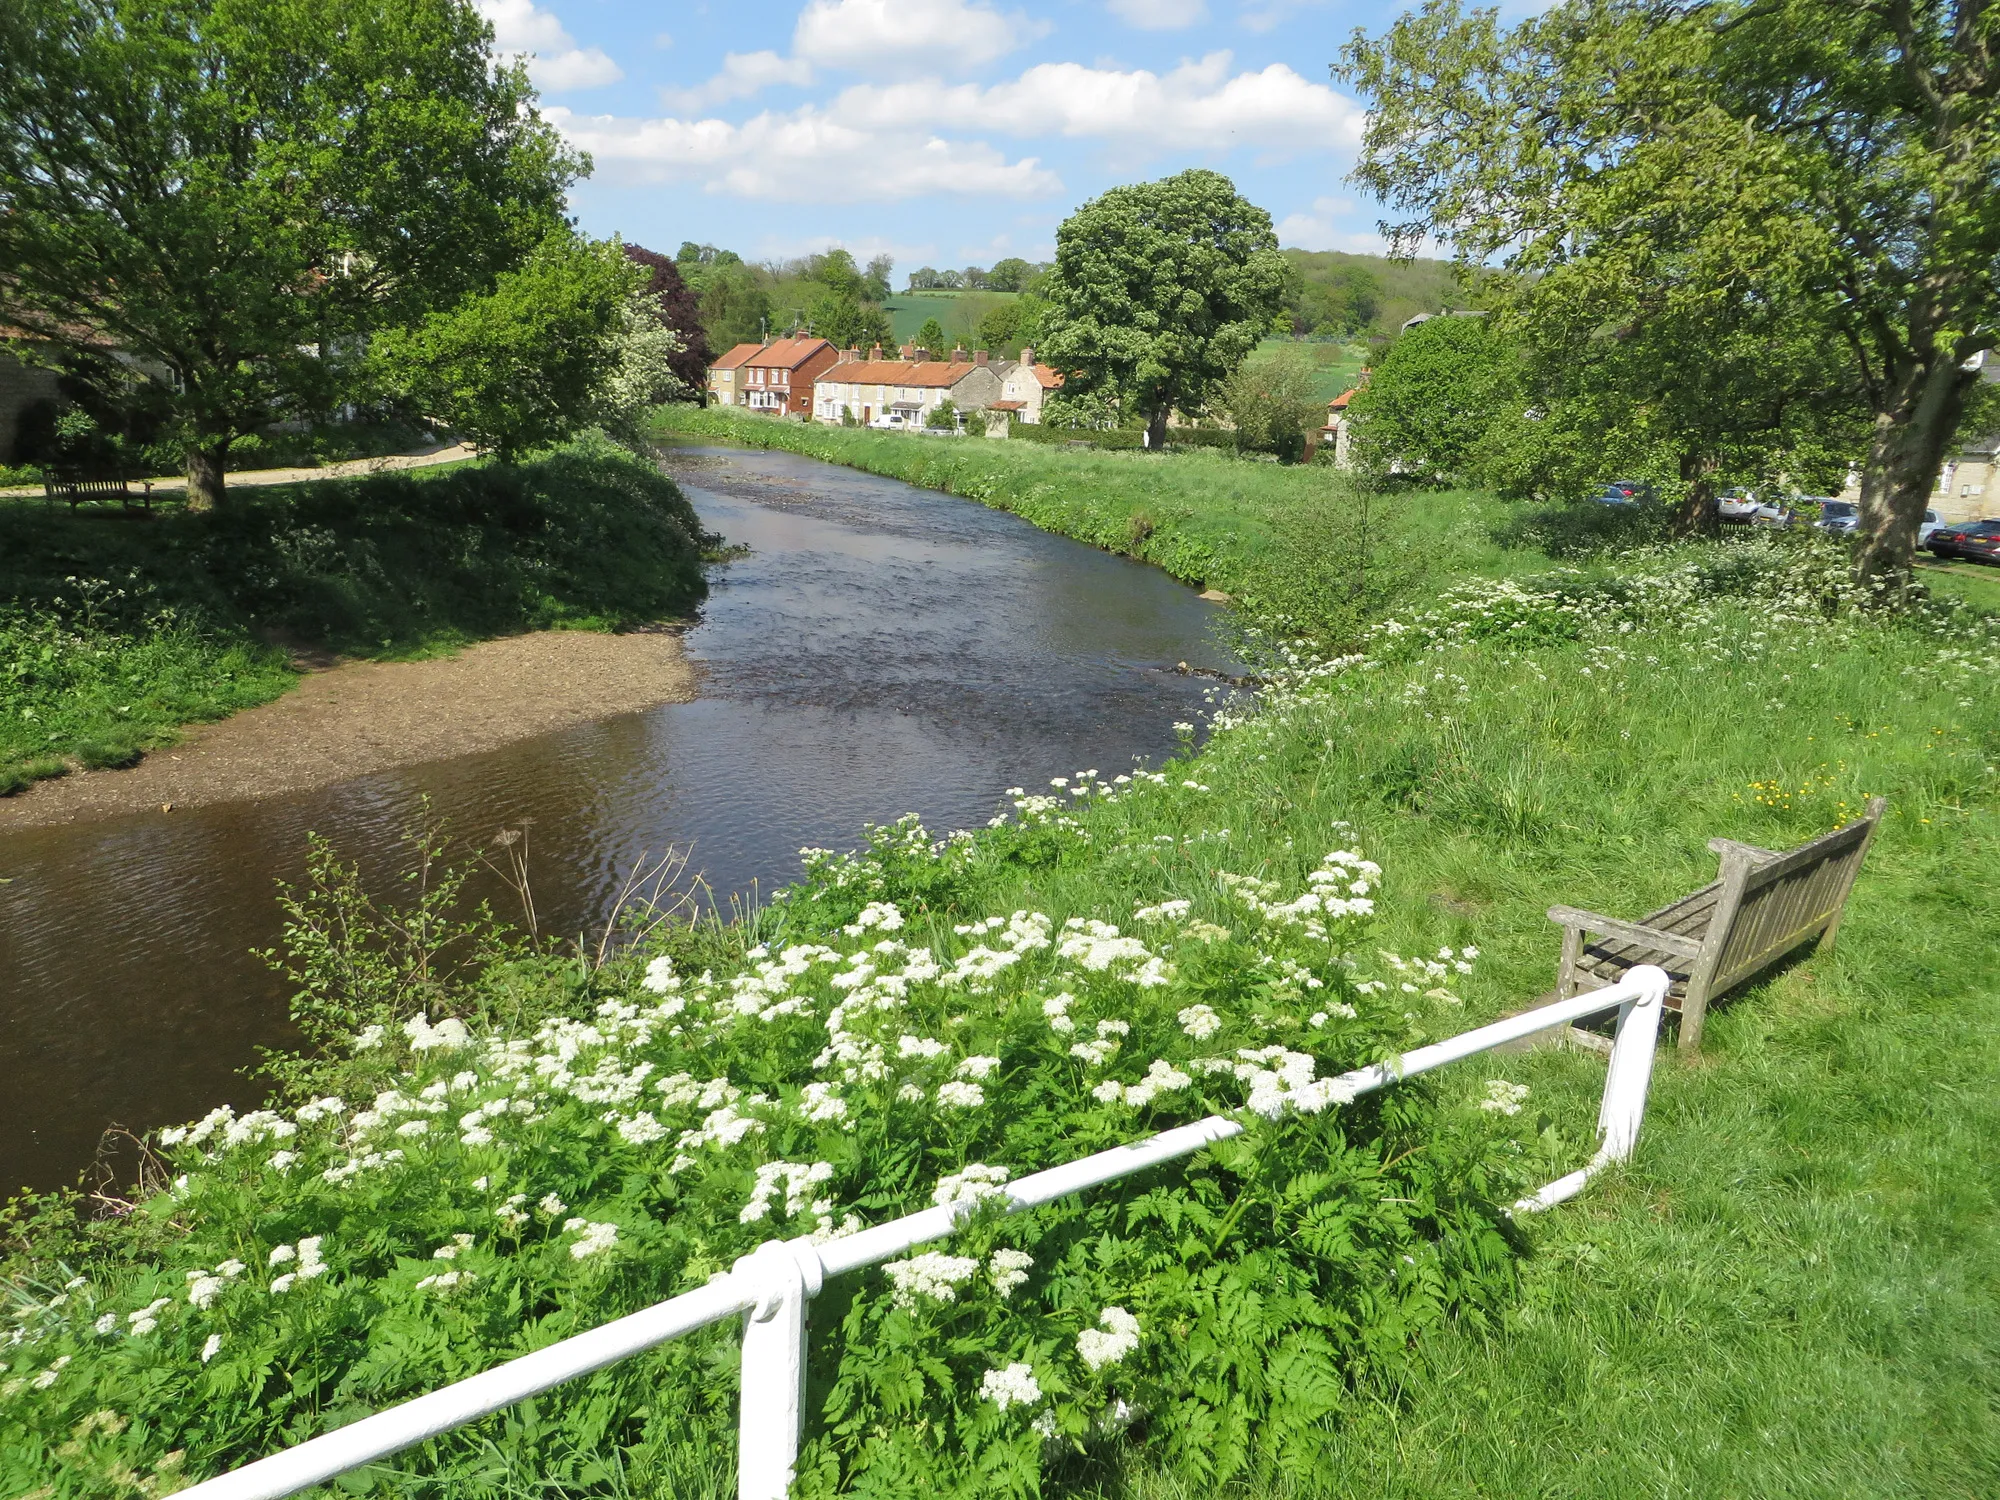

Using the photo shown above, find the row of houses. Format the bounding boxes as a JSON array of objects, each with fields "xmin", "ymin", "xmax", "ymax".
[{"xmin": 706, "ymin": 338, "xmax": 1062, "ymax": 428}]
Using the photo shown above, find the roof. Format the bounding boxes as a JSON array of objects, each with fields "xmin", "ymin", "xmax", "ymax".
[
  {"xmin": 709, "ymin": 343, "xmax": 763, "ymax": 372},
  {"xmin": 1024, "ymin": 363, "xmax": 1062, "ymax": 389},
  {"xmin": 817, "ymin": 358, "xmax": 985, "ymax": 389},
  {"xmin": 988, "ymin": 400, "xmax": 1025, "ymax": 411},
  {"xmin": 1328, "ymin": 389, "xmax": 1357, "ymax": 411},
  {"xmin": 747, "ymin": 337, "xmax": 835, "ymax": 371}
]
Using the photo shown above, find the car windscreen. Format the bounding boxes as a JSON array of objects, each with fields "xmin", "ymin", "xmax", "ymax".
[{"xmin": 1820, "ymin": 501, "xmax": 1856, "ymax": 516}]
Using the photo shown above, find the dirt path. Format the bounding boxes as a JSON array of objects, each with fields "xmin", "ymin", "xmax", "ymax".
[
  {"xmin": 0, "ymin": 442, "xmax": 478, "ymax": 499},
  {"xmin": 0, "ymin": 629, "xmax": 698, "ymax": 828}
]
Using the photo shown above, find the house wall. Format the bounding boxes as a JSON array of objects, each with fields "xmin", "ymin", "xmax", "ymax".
[
  {"xmin": 1933, "ymin": 451, "xmax": 1998, "ymax": 524},
  {"xmin": 0, "ymin": 347, "xmax": 62, "ymax": 464},
  {"xmin": 995, "ymin": 364, "xmax": 1047, "ymax": 423}
]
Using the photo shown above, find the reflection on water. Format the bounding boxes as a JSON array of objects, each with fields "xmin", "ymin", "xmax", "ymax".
[{"xmin": 0, "ymin": 444, "xmax": 1237, "ymax": 1192}]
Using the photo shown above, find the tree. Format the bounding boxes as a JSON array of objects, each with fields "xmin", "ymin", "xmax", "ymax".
[
  {"xmin": 987, "ymin": 258, "xmax": 1036, "ymax": 292},
  {"xmin": 1348, "ymin": 317, "xmax": 1517, "ymax": 483},
  {"xmin": 370, "ymin": 235, "xmax": 638, "ymax": 462},
  {"xmin": 0, "ymin": 0, "xmax": 578, "ymax": 509},
  {"xmin": 1222, "ymin": 348, "xmax": 1324, "ymax": 461},
  {"xmin": 863, "ymin": 255, "xmax": 895, "ymax": 302},
  {"xmin": 809, "ymin": 288, "xmax": 892, "ymax": 352},
  {"xmin": 906, "ymin": 266, "xmax": 946, "ymax": 290},
  {"xmin": 1341, "ymin": 0, "xmax": 2000, "ymax": 587},
  {"xmin": 623, "ymin": 245, "xmax": 713, "ymax": 396},
  {"xmin": 1039, "ymin": 169, "xmax": 1288, "ymax": 450},
  {"xmin": 916, "ymin": 318, "xmax": 949, "ymax": 355}
]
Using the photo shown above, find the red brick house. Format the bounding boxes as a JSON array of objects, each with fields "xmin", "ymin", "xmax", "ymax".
[{"xmin": 739, "ymin": 337, "xmax": 839, "ymax": 417}]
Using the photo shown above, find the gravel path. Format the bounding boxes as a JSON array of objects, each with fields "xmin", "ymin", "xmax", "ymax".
[
  {"xmin": 0, "ymin": 442, "xmax": 478, "ymax": 499},
  {"xmin": 0, "ymin": 629, "xmax": 697, "ymax": 828}
]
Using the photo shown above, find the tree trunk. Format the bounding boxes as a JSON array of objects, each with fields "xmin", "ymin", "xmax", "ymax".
[
  {"xmin": 1855, "ymin": 357, "xmax": 1976, "ymax": 594},
  {"xmin": 184, "ymin": 442, "xmax": 227, "ymax": 513},
  {"xmin": 1674, "ymin": 450, "xmax": 1719, "ymax": 537},
  {"xmin": 1144, "ymin": 409, "xmax": 1168, "ymax": 451}
]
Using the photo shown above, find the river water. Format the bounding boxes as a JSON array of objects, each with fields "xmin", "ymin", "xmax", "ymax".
[{"xmin": 0, "ymin": 445, "xmax": 1237, "ymax": 1194}]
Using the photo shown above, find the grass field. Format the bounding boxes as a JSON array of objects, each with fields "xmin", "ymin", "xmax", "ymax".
[
  {"xmin": 0, "ymin": 440, "xmax": 711, "ymax": 795},
  {"xmin": 654, "ymin": 406, "xmax": 2000, "ymax": 1498},
  {"xmin": 6, "ymin": 411, "xmax": 1993, "ymax": 1496}
]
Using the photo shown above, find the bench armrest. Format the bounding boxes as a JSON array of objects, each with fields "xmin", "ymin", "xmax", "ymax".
[{"xmin": 1546, "ymin": 905, "xmax": 1703, "ymax": 961}]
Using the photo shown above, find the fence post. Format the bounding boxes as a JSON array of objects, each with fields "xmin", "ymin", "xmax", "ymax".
[
  {"xmin": 1596, "ymin": 964, "xmax": 1668, "ymax": 1160},
  {"xmin": 735, "ymin": 1237, "xmax": 824, "ymax": 1500}
]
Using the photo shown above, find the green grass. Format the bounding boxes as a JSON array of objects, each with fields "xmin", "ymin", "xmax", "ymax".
[
  {"xmin": 0, "ymin": 439, "xmax": 711, "ymax": 794},
  {"xmin": 656, "ymin": 403, "xmax": 2000, "ymax": 1498}
]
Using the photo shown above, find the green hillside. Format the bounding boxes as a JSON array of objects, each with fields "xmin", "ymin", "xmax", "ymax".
[{"xmin": 880, "ymin": 290, "xmax": 1020, "ymax": 348}]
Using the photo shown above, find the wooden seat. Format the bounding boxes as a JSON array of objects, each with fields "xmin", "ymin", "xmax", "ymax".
[
  {"xmin": 42, "ymin": 466, "xmax": 150, "ymax": 512},
  {"xmin": 1549, "ymin": 797, "xmax": 1885, "ymax": 1049}
]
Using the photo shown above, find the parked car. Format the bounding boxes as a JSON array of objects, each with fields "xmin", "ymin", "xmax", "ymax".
[
  {"xmin": 867, "ymin": 413, "xmax": 912, "ymax": 430},
  {"xmin": 1718, "ymin": 488, "xmax": 1761, "ymax": 521},
  {"xmin": 1926, "ymin": 518, "xmax": 2000, "ymax": 564},
  {"xmin": 1591, "ymin": 478, "xmax": 1657, "ymax": 505},
  {"xmin": 1811, "ymin": 498, "xmax": 1857, "ymax": 532},
  {"xmin": 1919, "ymin": 508, "xmax": 1945, "ymax": 544}
]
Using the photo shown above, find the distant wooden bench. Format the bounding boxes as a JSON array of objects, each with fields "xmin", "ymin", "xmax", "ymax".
[
  {"xmin": 1549, "ymin": 796, "xmax": 1886, "ymax": 1050},
  {"xmin": 42, "ymin": 466, "xmax": 151, "ymax": 512}
]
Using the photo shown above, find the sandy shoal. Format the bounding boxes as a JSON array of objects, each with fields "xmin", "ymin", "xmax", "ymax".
[{"xmin": 0, "ymin": 629, "xmax": 697, "ymax": 829}]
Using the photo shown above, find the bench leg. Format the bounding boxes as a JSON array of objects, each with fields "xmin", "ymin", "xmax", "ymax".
[
  {"xmin": 1677, "ymin": 977, "xmax": 1711, "ymax": 1052},
  {"xmin": 1556, "ymin": 926, "xmax": 1581, "ymax": 1002}
]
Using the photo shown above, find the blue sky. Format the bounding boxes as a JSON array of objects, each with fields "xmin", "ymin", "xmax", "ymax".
[{"xmin": 474, "ymin": 0, "xmax": 1413, "ymax": 276}]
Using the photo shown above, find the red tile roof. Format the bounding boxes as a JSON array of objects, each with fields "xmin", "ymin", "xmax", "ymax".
[
  {"xmin": 818, "ymin": 358, "xmax": 983, "ymax": 389},
  {"xmin": 1328, "ymin": 388, "xmax": 1357, "ymax": 411},
  {"xmin": 710, "ymin": 343, "xmax": 763, "ymax": 372},
  {"xmin": 1025, "ymin": 363, "xmax": 1063, "ymax": 389},
  {"xmin": 749, "ymin": 337, "xmax": 835, "ymax": 371},
  {"xmin": 988, "ymin": 400, "xmax": 1025, "ymax": 411}
]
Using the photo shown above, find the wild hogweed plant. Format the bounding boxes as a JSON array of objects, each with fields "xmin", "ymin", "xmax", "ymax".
[{"xmin": 0, "ymin": 775, "xmax": 1537, "ymax": 1499}]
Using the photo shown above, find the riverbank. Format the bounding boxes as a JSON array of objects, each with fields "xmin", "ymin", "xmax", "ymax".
[
  {"xmin": 0, "ymin": 438, "xmax": 713, "ymax": 796},
  {"xmin": 0, "ymin": 627, "xmax": 696, "ymax": 827},
  {"xmin": 4, "ymin": 503, "xmax": 1995, "ymax": 1497}
]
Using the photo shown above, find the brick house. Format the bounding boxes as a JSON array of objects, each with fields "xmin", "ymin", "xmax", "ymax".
[
  {"xmin": 706, "ymin": 343, "xmax": 761, "ymax": 407},
  {"xmin": 740, "ymin": 337, "xmax": 839, "ymax": 417},
  {"xmin": 811, "ymin": 344, "xmax": 1005, "ymax": 426}
]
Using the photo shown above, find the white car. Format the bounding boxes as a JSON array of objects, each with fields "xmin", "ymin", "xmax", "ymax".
[
  {"xmin": 1718, "ymin": 489, "xmax": 1761, "ymax": 521},
  {"xmin": 867, "ymin": 413, "xmax": 911, "ymax": 430},
  {"xmin": 1815, "ymin": 501, "xmax": 1944, "ymax": 543}
]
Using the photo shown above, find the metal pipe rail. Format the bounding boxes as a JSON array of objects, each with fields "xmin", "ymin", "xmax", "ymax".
[{"xmin": 181, "ymin": 966, "xmax": 1670, "ymax": 1500}]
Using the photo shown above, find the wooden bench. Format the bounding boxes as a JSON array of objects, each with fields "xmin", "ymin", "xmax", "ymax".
[
  {"xmin": 42, "ymin": 466, "xmax": 151, "ymax": 512},
  {"xmin": 1549, "ymin": 796, "xmax": 1886, "ymax": 1050}
]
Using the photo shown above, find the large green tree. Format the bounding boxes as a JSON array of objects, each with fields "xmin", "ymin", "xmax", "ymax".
[
  {"xmin": 0, "ymin": 0, "xmax": 578, "ymax": 509},
  {"xmin": 1039, "ymin": 169, "xmax": 1288, "ymax": 449},
  {"xmin": 1342, "ymin": 0, "xmax": 2000, "ymax": 586},
  {"xmin": 1348, "ymin": 316, "xmax": 1517, "ymax": 483}
]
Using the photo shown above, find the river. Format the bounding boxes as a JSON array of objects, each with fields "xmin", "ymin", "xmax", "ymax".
[{"xmin": 0, "ymin": 444, "xmax": 1238, "ymax": 1194}]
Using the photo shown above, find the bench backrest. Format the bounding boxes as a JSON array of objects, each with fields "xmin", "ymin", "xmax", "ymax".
[
  {"xmin": 1704, "ymin": 797, "xmax": 1885, "ymax": 992},
  {"xmin": 43, "ymin": 467, "xmax": 130, "ymax": 496}
]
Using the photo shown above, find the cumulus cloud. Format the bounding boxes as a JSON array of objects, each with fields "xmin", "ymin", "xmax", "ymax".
[
  {"xmin": 661, "ymin": 51, "xmax": 816, "ymax": 111},
  {"xmin": 794, "ymin": 0, "xmax": 1048, "ymax": 77},
  {"xmin": 544, "ymin": 104, "xmax": 1062, "ymax": 203},
  {"xmin": 1109, "ymin": 0, "xmax": 1209, "ymax": 29},
  {"xmin": 833, "ymin": 52, "xmax": 1365, "ymax": 151},
  {"xmin": 476, "ymin": 0, "xmax": 622, "ymax": 90},
  {"xmin": 1275, "ymin": 197, "xmax": 1392, "ymax": 252}
]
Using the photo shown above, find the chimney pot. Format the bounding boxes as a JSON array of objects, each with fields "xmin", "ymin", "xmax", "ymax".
[
  {"xmin": 1019, "ymin": 345, "xmax": 1033, "ymax": 366},
  {"xmin": 870, "ymin": 343, "xmax": 883, "ymax": 360},
  {"xmin": 951, "ymin": 345, "xmax": 968, "ymax": 362}
]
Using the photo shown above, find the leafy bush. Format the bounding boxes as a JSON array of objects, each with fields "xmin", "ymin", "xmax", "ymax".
[{"xmin": 0, "ymin": 771, "xmax": 1532, "ymax": 1497}]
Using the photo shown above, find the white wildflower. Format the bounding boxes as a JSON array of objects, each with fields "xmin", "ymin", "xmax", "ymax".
[
  {"xmin": 882, "ymin": 1251, "xmax": 980, "ymax": 1310},
  {"xmin": 932, "ymin": 1163, "xmax": 1011, "ymax": 1209},
  {"xmin": 1177, "ymin": 1004, "xmax": 1222, "ymax": 1040},
  {"xmin": 200, "ymin": 1334, "xmax": 223, "ymax": 1364},
  {"xmin": 1133, "ymin": 899, "xmax": 1192, "ymax": 924},
  {"xmin": 935, "ymin": 1080, "xmax": 985, "ymax": 1109},
  {"xmin": 564, "ymin": 1219, "xmax": 620, "ymax": 1260},
  {"xmin": 1077, "ymin": 1306, "xmax": 1141, "ymax": 1371},
  {"xmin": 1479, "ymin": 1079, "xmax": 1530, "ymax": 1117},
  {"xmin": 93, "ymin": 1313, "xmax": 118, "ymax": 1336},
  {"xmin": 31, "ymin": 1356, "xmax": 70, "ymax": 1390},
  {"xmin": 989, "ymin": 1249, "xmax": 1033, "ymax": 1299},
  {"xmin": 617, "ymin": 1112, "xmax": 667, "ymax": 1145},
  {"xmin": 980, "ymin": 1361, "xmax": 1042, "ymax": 1411},
  {"xmin": 955, "ymin": 1055, "xmax": 1001, "ymax": 1080},
  {"xmin": 641, "ymin": 955, "xmax": 679, "ymax": 994},
  {"xmin": 432, "ymin": 1234, "xmax": 475, "ymax": 1260}
]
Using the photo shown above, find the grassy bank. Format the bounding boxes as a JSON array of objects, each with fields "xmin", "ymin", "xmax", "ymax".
[
  {"xmin": 0, "ymin": 439, "xmax": 712, "ymax": 794},
  {"xmin": 652, "ymin": 406, "xmax": 1535, "ymax": 625},
  {"xmin": 3, "ymin": 515, "xmax": 1993, "ymax": 1496}
]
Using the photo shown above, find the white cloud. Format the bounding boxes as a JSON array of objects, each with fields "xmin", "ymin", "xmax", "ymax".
[
  {"xmin": 1110, "ymin": 0, "xmax": 1209, "ymax": 30},
  {"xmin": 544, "ymin": 104, "xmax": 1062, "ymax": 202},
  {"xmin": 476, "ymin": 0, "xmax": 623, "ymax": 90},
  {"xmin": 794, "ymin": 0, "xmax": 1048, "ymax": 77},
  {"xmin": 1275, "ymin": 196, "xmax": 1391, "ymax": 252},
  {"xmin": 832, "ymin": 52, "xmax": 1365, "ymax": 151},
  {"xmin": 661, "ymin": 51, "xmax": 816, "ymax": 111}
]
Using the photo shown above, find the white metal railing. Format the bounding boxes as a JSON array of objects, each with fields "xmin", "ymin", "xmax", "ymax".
[{"xmin": 180, "ymin": 966, "xmax": 1671, "ymax": 1500}]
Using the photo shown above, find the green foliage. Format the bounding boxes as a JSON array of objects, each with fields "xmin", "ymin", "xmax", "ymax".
[
  {"xmin": 370, "ymin": 234, "xmax": 641, "ymax": 462},
  {"xmin": 1220, "ymin": 349, "xmax": 1322, "ymax": 462},
  {"xmin": 917, "ymin": 319, "xmax": 950, "ymax": 355},
  {"xmin": 1346, "ymin": 317, "xmax": 1517, "ymax": 486},
  {"xmin": 0, "ymin": 0, "xmax": 579, "ymax": 505},
  {"xmin": 986, "ymin": 259, "xmax": 1037, "ymax": 293},
  {"xmin": 927, "ymin": 400, "xmax": 961, "ymax": 431},
  {"xmin": 1340, "ymin": 0, "xmax": 2000, "ymax": 580},
  {"xmin": 809, "ymin": 291, "xmax": 893, "ymax": 354},
  {"xmin": 0, "ymin": 443, "xmax": 712, "ymax": 792},
  {"xmin": 1040, "ymin": 170, "xmax": 1288, "ymax": 447}
]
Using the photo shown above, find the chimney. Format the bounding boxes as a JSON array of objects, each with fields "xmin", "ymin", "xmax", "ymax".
[
  {"xmin": 912, "ymin": 346, "xmax": 931, "ymax": 363},
  {"xmin": 869, "ymin": 343, "xmax": 884, "ymax": 360},
  {"xmin": 974, "ymin": 349, "xmax": 989, "ymax": 366},
  {"xmin": 951, "ymin": 345, "xmax": 968, "ymax": 363},
  {"xmin": 840, "ymin": 346, "xmax": 859, "ymax": 363},
  {"xmin": 1019, "ymin": 345, "xmax": 1033, "ymax": 366}
]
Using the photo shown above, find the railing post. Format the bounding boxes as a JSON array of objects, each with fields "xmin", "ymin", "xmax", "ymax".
[
  {"xmin": 1596, "ymin": 964, "xmax": 1668, "ymax": 1160},
  {"xmin": 735, "ymin": 1237, "xmax": 824, "ymax": 1500}
]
